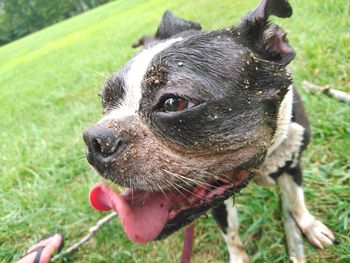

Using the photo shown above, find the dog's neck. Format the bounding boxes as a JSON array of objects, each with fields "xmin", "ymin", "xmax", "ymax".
[{"xmin": 254, "ymin": 87, "xmax": 305, "ymax": 185}]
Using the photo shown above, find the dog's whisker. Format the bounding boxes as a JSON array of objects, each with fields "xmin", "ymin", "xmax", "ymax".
[
  {"xmin": 164, "ymin": 177, "xmax": 191, "ymax": 203},
  {"xmin": 175, "ymin": 172, "xmax": 231, "ymax": 192},
  {"xmin": 162, "ymin": 170, "xmax": 208, "ymax": 201},
  {"xmin": 174, "ymin": 181, "xmax": 207, "ymax": 201},
  {"xmin": 213, "ymin": 174, "xmax": 231, "ymax": 184},
  {"xmin": 131, "ymin": 188, "xmax": 135, "ymax": 207},
  {"xmin": 171, "ymin": 168, "xmax": 237, "ymax": 193},
  {"xmin": 164, "ymin": 170, "xmax": 209, "ymax": 190},
  {"xmin": 156, "ymin": 182, "xmax": 176, "ymax": 208},
  {"xmin": 163, "ymin": 169, "xmax": 205, "ymax": 188},
  {"xmin": 162, "ymin": 170, "xmax": 202, "ymax": 195}
]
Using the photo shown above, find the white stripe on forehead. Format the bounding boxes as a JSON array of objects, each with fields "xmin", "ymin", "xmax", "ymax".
[{"xmin": 102, "ymin": 37, "xmax": 183, "ymax": 122}]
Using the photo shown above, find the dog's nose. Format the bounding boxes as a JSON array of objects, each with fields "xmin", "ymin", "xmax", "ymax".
[{"xmin": 83, "ymin": 125, "xmax": 128, "ymax": 164}]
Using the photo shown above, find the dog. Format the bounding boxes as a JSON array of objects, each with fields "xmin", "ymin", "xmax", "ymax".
[{"xmin": 83, "ymin": 0, "xmax": 336, "ymax": 261}]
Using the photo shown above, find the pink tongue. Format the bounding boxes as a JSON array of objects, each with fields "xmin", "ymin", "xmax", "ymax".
[{"xmin": 89, "ymin": 183, "xmax": 171, "ymax": 244}]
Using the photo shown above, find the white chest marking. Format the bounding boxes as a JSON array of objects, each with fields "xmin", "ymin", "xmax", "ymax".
[
  {"xmin": 255, "ymin": 122, "xmax": 305, "ymax": 185},
  {"xmin": 267, "ymin": 85, "xmax": 294, "ymax": 155}
]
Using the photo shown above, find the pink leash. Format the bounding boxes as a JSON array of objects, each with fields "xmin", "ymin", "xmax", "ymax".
[{"xmin": 181, "ymin": 224, "xmax": 195, "ymax": 263}]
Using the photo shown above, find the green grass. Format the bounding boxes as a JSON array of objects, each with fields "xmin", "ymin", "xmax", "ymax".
[{"xmin": 0, "ymin": 0, "xmax": 349, "ymax": 262}]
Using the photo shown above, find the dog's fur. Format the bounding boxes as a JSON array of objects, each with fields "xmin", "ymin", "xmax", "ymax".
[{"xmin": 84, "ymin": 0, "xmax": 335, "ymax": 261}]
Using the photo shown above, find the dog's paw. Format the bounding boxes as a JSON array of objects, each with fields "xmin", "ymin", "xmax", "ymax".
[
  {"xmin": 289, "ymin": 256, "xmax": 306, "ymax": 263},
  {"xmin": 302, "ymin": 219, "xmax": 336, "ymax": 249},
  {"xmin": 229, "ymin": 253, "xmax": 249, "ymax": 263}
]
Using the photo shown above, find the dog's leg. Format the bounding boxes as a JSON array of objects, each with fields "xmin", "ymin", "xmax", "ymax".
[
  {"xmin": 279, "ymin": 171, "xmax": 306, "ymax": 263},
  {"xmin": 212, "ymin": 199, "xmax": 249, "ymax": 263},
  {"xmin": 278, "ymin": 165, "xmax": 336, "ymax": 261}
]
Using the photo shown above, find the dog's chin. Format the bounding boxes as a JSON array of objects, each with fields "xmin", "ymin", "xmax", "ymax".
[
  {"xmin": 156, "ymin": 171, "xmax": 253, "ymax": 240},
  {"xmin": 89, "ymin": 170, "xmax": 254, "ymax": 244}
]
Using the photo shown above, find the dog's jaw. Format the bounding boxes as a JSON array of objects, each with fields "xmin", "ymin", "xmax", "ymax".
[{"xmin": 90, "ymin": 169, "xmax": 255, "ymax": 243}]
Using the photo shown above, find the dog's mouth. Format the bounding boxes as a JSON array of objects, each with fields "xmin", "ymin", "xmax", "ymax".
[{"xmin": 89, "ymin": 170, "xmax": 252, "ymax": 244}]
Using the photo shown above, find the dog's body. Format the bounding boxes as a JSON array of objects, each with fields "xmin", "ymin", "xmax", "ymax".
[
  {"xmin": 212, "ymin": 87, "xmax": 336, "ymax": 262},
  {"xmin": 84, "ymin": 0, "xmax": 335, "ymax": 262}
]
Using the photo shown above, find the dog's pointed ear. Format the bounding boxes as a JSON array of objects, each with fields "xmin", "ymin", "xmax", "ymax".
[
  {"xmin": 132, "ymin": 11, "xmax": 201, "ymax": 48},
  {"xmin": 155, "ymin": 11, "xmax": 201, "ymax": 39},
  {"xmin": 234, "ymin": 0, "xmax": 295, "ymax": 65}
]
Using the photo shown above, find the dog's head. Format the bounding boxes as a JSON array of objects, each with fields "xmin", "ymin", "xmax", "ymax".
[{"xmin": 84, "ymin": 0, "xmax": 295, "ymax": 243}]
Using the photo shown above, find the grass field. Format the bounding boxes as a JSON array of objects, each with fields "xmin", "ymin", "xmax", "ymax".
[{"xmin": 0, "ymin": 0, "xmax": 349, "ymax": 262}]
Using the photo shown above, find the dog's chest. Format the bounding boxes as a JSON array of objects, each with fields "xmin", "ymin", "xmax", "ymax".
[{"xmin": 254, "ymin": 122, "xmax": 305, "ymax": 185}]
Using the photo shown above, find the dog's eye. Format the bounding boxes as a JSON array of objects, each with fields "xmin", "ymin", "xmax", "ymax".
[{"xmin": 162, "ymin": 97, "xmax": 192, "ymax": 112}]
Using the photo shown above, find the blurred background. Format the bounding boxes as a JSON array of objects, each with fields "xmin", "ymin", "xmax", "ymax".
[
  {"xmin": 0, "ymin": 0, "xmax": 113, "ymax": 46},
  {"xmin": 0, "ymin": 0, "xmax": 349, "ymax": 262}
]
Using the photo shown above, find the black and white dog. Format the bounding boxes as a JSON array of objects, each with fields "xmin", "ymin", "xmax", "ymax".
[{"xmin": 84, "ymin": 0, "xmax": 336, "ymax": 261}]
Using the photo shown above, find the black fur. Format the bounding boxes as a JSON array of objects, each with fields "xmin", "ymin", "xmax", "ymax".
[
  {"xmin": 268, "ymin": 87, "xmax": 311, "ymax": 185},
  {"xmin": 212, "ymin": 203, "xmax": 229, "ymax": 234},
  {"xmin": 287, "ymin": 164, "xmax": 303, "ymax": 186},
  {"xmin": 101, "ymin": 73, "xmax": 126, "ymax": 112},
  {"xmin": 234, "ymin": 0, "xmax": 295, "ymax": 65},
  {"xmin": 139, "ymin": 31, "xmax": 291, "ymax": 149},
  {"xmin": 155, "ymin": 11, "xmax": 201, "ymax": 40}
]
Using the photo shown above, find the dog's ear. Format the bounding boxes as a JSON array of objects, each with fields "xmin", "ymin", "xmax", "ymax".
[
  {"xmin": 131, "ymin": 35, "xmax": 155, "ymax": 48},
  {"xmin": 155, "ymin": 11, "xmax": 201, "ymax": 39},
  {"xmin": 234, "ymin": 0, "xmax": 295, "ymax": 65},
  {"xmin": 132, "ymin": 11, "xmax": 201, "ymax": 48}
]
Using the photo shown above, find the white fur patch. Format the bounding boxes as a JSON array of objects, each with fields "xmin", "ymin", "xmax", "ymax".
[
  {"xmin": 255, "ymin": 122, "xmax": 305, "ymax": 185},
  {"xmin": 101, "ymin": 37, "xmax": 183, "ymax": 122},
  {"xmin": 278, "ymin": 174, "xmax": 335, "ymax": 249},
  {"xmin": 225, "ymin": 198, "xmax": 239, "ymax": 229},
  {"xmin": 278, "ymin": 173, "xmax": 312, "ymax": 228},
  {"xmin": 222, "ymin": 199, "xmax": 249, "ymax": 263},
  {"xmin": 267, "ymin": 85, "xmax": 294, "ymax": 155}
]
